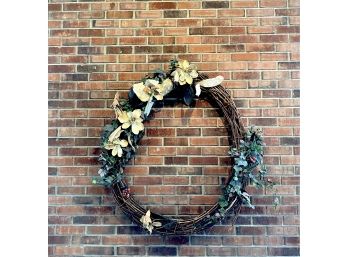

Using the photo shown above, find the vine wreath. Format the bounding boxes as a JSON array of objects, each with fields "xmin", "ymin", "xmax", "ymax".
[{"xmin": 93, "ymin": 60, "xmax": 273, "ymax": 235}]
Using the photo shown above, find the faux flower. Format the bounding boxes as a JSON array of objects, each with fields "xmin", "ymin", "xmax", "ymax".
[
  {"xmin": 133, "ymin": 78, "xmax": 173, "ymax": 102},
  {"xmin": 171, "ymin": 60, "xmax": 198, "ymax": 85},
  {"xmin": 117, "ymin": 109, "xmax": 144, "ymax": 135},
  {"xmin": 104, "ymin": 126, "xmax": 129, "ymax": 157},
  {"xmin": 139, "ymin": 210, "xmax": 161, "ymax": 234}
]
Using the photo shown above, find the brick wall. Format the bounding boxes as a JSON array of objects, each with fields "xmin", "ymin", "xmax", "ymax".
[{"xmin": 48, "ymin": 0, "xmax": 300, "ymax": 256}]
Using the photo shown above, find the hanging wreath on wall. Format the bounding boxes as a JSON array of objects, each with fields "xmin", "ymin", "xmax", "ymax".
[{"xmin": 92, "ymin": 60, "xmax": 274, "ymax": 235}]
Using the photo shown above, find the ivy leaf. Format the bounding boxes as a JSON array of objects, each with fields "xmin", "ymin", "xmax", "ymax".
[
  {"xmin": 218, "ymin": 196, "xmax": 228, "ymax": 208},
  {"xmin": 219, "ymin": 208, "xmax": 226, "ymax": 216}
]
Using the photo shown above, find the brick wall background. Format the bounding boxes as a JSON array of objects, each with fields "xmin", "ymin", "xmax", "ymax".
[{"xmin": 48, "ymin": 0, "xmax": 300, "ymax": 256}]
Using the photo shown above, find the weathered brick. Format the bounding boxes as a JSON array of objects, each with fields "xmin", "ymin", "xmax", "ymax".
[
  {"xmin": 148, "ymin": 247, "xmax": 177, "ymax": 256},
  {"xmin": 189, "ymin": 27, "xmax": 216, "ymax": 35},
  {"xmin": 106, "ymin": 46, "xmax": 132, "ymax": 54},
  {"xmin": 164, "ymin": 10, "xmax": 187, "ymax": 18},
  {"xmin": 268, "ymin": 247, "xmax": 300, "ymax": 256},
  {"xmin": 203, "ymin": 1, "xmax": 229, "ymax": 9},
  {"xmin": 280, "ymin": 137, "xmax": 300, "ymax": 145},
  {"xmin": 117, "ymin": 246, "xmax": 145, "ymax": 255},
  {"xmin": 84, "ymin": 246, "xmax": 114, "ymax": 255}
]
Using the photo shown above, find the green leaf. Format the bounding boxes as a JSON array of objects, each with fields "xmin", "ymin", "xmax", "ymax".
[
  {"xmin": 183, "ymin": 86, "xmax": 194, "ymax": 106},
  {"xmin": 144, "ymin": 95, "xmax": 154, "ymax": 117},
  {"xmin": 218, "ymin": 197, "xmax": 228, "ymax": 208},
  {"xmin": 233, "ymin": 166, "xmax": 242, "ymax": 172},
  {"xmin": 237, "ymin": 159, "xmax": 248, "ymax": 167}
]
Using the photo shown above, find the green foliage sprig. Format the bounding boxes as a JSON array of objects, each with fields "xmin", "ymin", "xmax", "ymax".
[{"xmin": 215, "ymin": 127, "xmax": 274, "ymax": 220}]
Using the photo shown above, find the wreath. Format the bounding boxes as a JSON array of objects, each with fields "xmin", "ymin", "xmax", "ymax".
[{"xmin": 93, "ymin": 59, "xmax": 273, "ymax": 235}]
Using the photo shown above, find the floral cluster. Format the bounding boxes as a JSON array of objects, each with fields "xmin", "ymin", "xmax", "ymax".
[{"xmin": 93, "ymin": 59, "xmax": 225, "ymax": 186}]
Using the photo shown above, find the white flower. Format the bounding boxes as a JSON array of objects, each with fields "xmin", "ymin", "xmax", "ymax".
[
  {"xmin": 139, "ymin": 210, "xmax": 162, "ymax": 234},
  {"xmin": 132, "ymin": 78, "xmax": 173, "ymax": 102},
  {"xmin": 171, "ymin": 60, "xmax": 198, "ymax": 85},
  {"xmin": 103, "ymin": 126, "xmax": 129, "ymax": 157},
  {"xmin": 117, "ymin": 109, "xmax": 144, "ymax": 135}
]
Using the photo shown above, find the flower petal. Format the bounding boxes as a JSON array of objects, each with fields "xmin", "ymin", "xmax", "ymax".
[
  {"xmin": 179, "ymin": 71, "xmax": 186, "ymax": 83},
  {"xmin": 116, "ymin": 145, "xmax": 123, "ymax": 157},
  {"xmin": 145, "ymin": 79, "xmax": 159, "ymax": 87},
  {"xmin": 111, "ymin": 145, "xmax": 118, "ymax": 156},
  {"xmin": 180, "ymin": 60, "xmax": 190, "ymax": 70},
  {"xmin": 131, "ymin": 121, "xmax": 144, "ymax": 134},
  {"xmin": 119, "ymin": 139, "xmax": 128, "ymax": 147},
  {"xmin": 179, "ymin": 80, "xmax": 186, "ymax": 85},
  {"xmin": 118, "ymin": 111, "xmax": 130, "ymax": 124},
  {"xmin": 172, "ymin": 70, "xmax": 179, "ymax": 82},
  {"xmin": 104, "ymin": 142, "xmax": 114, "ymax": 150},
  {"xmin": 185, "ymin": 74, "xmax": 193, "ymax": 85},
  {"xmin": 121, "ymin": 121, "xmax": 131, "ymax": 129},
  {"xmin": 133, "ymin": 82, "xmax": 150, "ymax": 102},
  {"xmin": 154, "ymin": 94, "xmax": 163, "ymax": 100},
  {"xmin": 161, "ymin": 78, "xmax": 173, "ymax": 96},
  {"xmin": 189, "ymin": 69, "xmax": 198, "ymax": 78},
  {"xmin": 108, "ymin": 126, "xmax": 122, "ymax": 142},
  {"xmin": 132, "ymin": 109, "xmax": 142, "ymax": 119}
]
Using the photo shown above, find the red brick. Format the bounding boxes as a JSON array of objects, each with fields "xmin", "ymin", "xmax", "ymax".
[
  {"xmin": 218, "ymin": 27, "xmax": 246, "ymax": 35},
  {"xmin": 147, "ymin": 186, "xmax": 175, "ymax": 195},
  {"xmin": 55, "ymin": 246, "xmax": 83, "ymax": 255},
  {"xmin": 149, "ymin": 2, "xmax": 177, "ymax": 10},
  {"xmin": 189, "ymin": 10, "xmax": 216, "ymax": 17},
  {"xmin": 163, "ymin": 176, "xmax": 189, "ymax": 185},
  {"xmin": 78, "ymin": 29, "xmax": 104, "ymax": 37},
  {"xmin": 120, "ymin": 37, "xmax": 146, "ymax": 45},
  {"xmin": 232, "ymin": 53, "xmax": 259, "ymax": 61},
  {"xmin": 190, "ymin": 137, "xmax": 218, "ymax": 146},
  {"xmin": 179, "ymin": 246, "xmax": 205, "ymax": 256},
  {"xmin": 133, "ymin": 176, "xmax": 162, "ymax": 185},
  {"xmin": 135, "ymin": 11, "xmax": 162, "ymax": 19},
  {"xmin": 134, "ymin": 156, "xmax": 163, "ymax": 165},
  {"xmin": 136, "ymin": 28, "xmax": 163, "ymax": 36},
  {"xmin": 106, "ymin": 11, "xmax": 133, "ymax": 19},
  {"xmin": 233, "ymin": 71, "xmax": 260, "ymax": 80},
  {"xmin": 149, "ymin": 37, "xmax": 175, "ymax": 45}
]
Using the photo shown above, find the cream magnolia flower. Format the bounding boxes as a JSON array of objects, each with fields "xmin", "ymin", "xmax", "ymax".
[
  {"xmin": 133, "ymin": 78, "xmax": 173, "ymax": 102},
  {"xmin": 139, "ymin": 210, "xmax": 162, "ymax": 234},
  {"xmin": 104, "ymin": 126, "xmax": 128, "ymax": 157},
  {"xmin": 171, "ymin": 60, "xmax": 198, "ymax": 85},
  {"xmin": 117, "ymin": 109, "xmax": 144, "ymax": 135}
]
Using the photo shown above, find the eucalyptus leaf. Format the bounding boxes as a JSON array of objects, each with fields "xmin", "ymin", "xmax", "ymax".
[{"xmin": 218, "ymin": 197, "xmax": 228, "ymax": 208}]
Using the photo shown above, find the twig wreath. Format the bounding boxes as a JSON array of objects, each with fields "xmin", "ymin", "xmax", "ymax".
[{"xmin": 93, "ymin": 60, "xmax": 274, "ymax": 235}]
